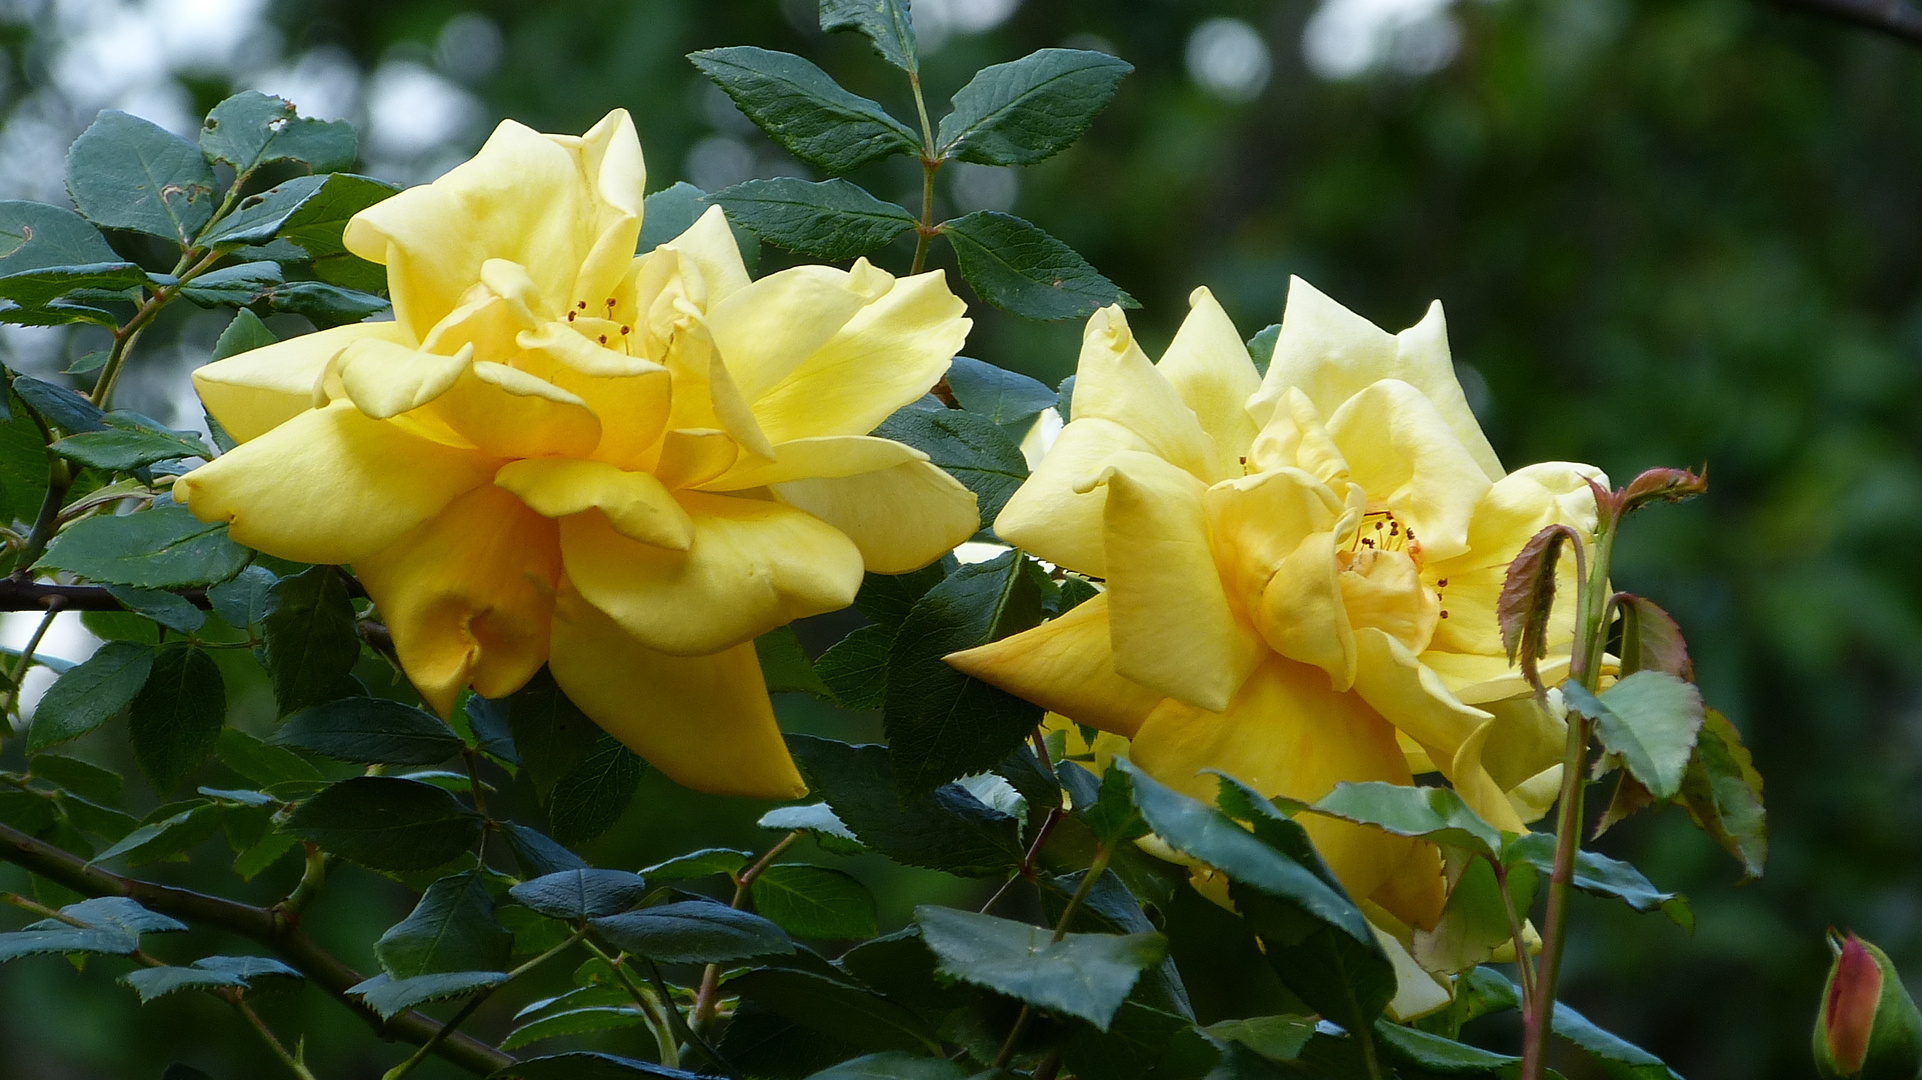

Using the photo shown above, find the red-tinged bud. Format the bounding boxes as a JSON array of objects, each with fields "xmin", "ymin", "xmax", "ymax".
[
  {"xmin": 1619, "ymin": 466, "xmax": 1708, "ymax": 516},
  {"xmin": 1815, "ymin": 930, "xmax": 1922, "ymax": 1080}
]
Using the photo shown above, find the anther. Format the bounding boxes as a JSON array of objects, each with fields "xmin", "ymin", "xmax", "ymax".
[
  {"xmin": 620, "ymin": 325, "xmax": 631, "ymax": 335},
  {"xmin": 598, "ymin": 334, "xmax": 608, "ymax": 344},
  {"xmin": 1440, "ymin": 611, "xmax": 1450, "ymax": 619},
  {"xmin": 566, "ymin": 311, "xmax": 575, "ymax": 321},
  {"xmin": 1438, "ymin": 578, "xmax": 1448, "ymax": 587},
  {"xmin": 576, "ymin": 300, "xmax": 587, "ymax": 310}
]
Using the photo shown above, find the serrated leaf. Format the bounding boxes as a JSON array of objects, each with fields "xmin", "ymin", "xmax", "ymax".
[
  {"xmin": 1078, "ymin": 764, "xmax": 1147, "ymax": 847},
  {"xmin": 636, "ymin": 181, "xmax": 760, "ymax": 271},
  {"xmin": 1552, "ymin": 997, "xmax": 1682, "ymax": 1080},
  {"xmin": 591, "ymin": 901, "xmax": 794, "ymax": 964},
  {"xmin": 1246, "ymin": 324, "xmax": 1280, "ymax": 377},
  {"xmin": 709, "ymin": 178, "xmax": 916, "ymax": 261},
  {"xmin": 211, "ymin": 308, "xmax": 277, "ymax": 361},
  {"xmin": 881, "ymin": 550, "xmax": 1044, "ymax": 795},
  {"xmin": 1277, "ymin": 779, "xmax": 1504, "ymax": 863},
  {"xmin": 727, "ymin": 967, "xmax": 940, "ymax": 1055},
  {"xmin": 502, "ymin": 1005, "xmax": 648, "ymax": 1052},
  {"xmin": 915, "ymin": 905, "xmax": 1165, "ymax": 1030},
  {"xmin": 1567, "ymin": 671, "xmax": 1704, "ymax": 801},
  {"xmin": 0, "ymin": 927, "xmax": 137, "ymax": 962},
  {"xmin": 199, "ymin": 91, "xmax": 357, "ymax": 175},
  {"xmin": 27, "ymin": 640, "xmax": 155, "ymax": 751},
  {"xmin": 1496, "ymin": 523, "xmax": 1581, "ymax": 690},
  {"xmin": 510, "ymin": 869, "xmax": 649, "ymax": 920},
  {"xmin": 377, "ymin": 871, "xmax": 512, "ymax": 978},
  {"xmin": 547, "ymin": 733, "xmax": 644, "ymax": 846},
  {"xmin": 490, "ymin": 1051, "xmax": 715, "ymax": 1078},
  {"xmin": 788, "ymin": 735, "xmax": 1023, "ymax": 877},
  {"xmin": 104, "ymin": 585, "xmax": 207, "ymax": 633},
  {"xmin": 12, "ymin": 374, "xmax": 104, "ymax": 434},
  {"xmin": 201, "ymin": 173, "xmax": 393, "ymax": 250},
  {"xmin": 853, "ymin": 563, "xmax": 951, "ymax": 629},
  {"xmin": 177, "ymin": 260, "xmax": 282, "ymax": 306},
  {"xmin": 689, "ymin": 47, "xmax": 920, "ymax": 174},
  {"xmin": 491, "ymin": 667, "xmax": 602, "ymax": 800},
  {"xmin": 1680, "ymin": 708, "xmax": 1766, "ymax": 881},
  {"xmin": 1504, "ymin": 832, "xmax": 1692, "ymax": 930},
  {"xmin": 66, "ymin": 111, "xmax": 217, "ymax": 245},
  {"xmin": 191, "ymin": 954, "xmax": 302, "ymax": 987},
  {"xmin": 285, "ymin": 776, "xmax": 481, "ymax": 872},
  {"xmin": 233, "ymin": 830, "xmax": 301, "ymax": 880},
  {"xmin": 273, "ymin": 697, "xmax": 463, "ymax": 765},
  {"xmin": 643, "ymin": 847, "xmax": 751, "ymax": 881},
  {"xmin": 819, "ymin": 0, "xmax": 917, "ymax": 71},
  {"xmin": 350, "ymin": 970, "xmax": 506, "ymax": 1019},
  {"xmin": 217, "ymin": 727, "xmax": 321, "ymax": 788},
  {"xmin": 260, "ymin": 566, "xmax": 361, "ymax": 715},
  {"xmin": 755, "ymin": 624, "xmax": 833, "ymax": 699},
  {"xmin": 30, "ymin": 753, "xmax": 122, "ymax": 803},
  {"xmin": 1373, "ymin": 1019, "xmax": 1521, "ymax": 1073},
  {"xmin": 945, "ymin": 357, "xmax": 1056, "ymax": 428},
  {"xmin": 502, "ymin": 822, "xmax": 587, "ymax": 878},
  {"xmin": 89, "ymin": 801, "xmax": 223, "ymax": 865},
  {"xmin": 750, "ymin": 864, "xmax": 877, "ymax": 940},
  {"xmin": 258, "ymin": 278, "xmax": 388, "ymax": 326},
  {"xmin": 814, "ymin": 623, "xmax": 891, "ymax": 711},
  {"xmin": 0, "ymin": 201, "xmax": 144, "ymax": 307},
  {"xmin": 940, "ymin": 210, "xmax": 1133, "ymax": 321},
  {"xmin": 758, "ymin": 803, "xmax": 865, "ymax": 854},
  {"xmin": 47, "ymin": 896, "xmax": 187, "ymax": 935},
  {"xmin": 51, "ymin": 411, "xmax": 212, "ymax": 471},
  {"xmin": 1617, "ymin": 594, "xmax": 1692, "ymax": 680},
  {"xmin": 38, "ymin": 503, "xmax": 249, "ymax": 588},
  {"xmin": 128, "ymin": 646, "xmax": 226, "ymax": 792},
  {"xmin": 937, "ymin": 49, "xmax": 1132, "ymax": 166},
  {"xmin": 120, "ymin": 964, "xmax": 246, "ymax": 1003}
]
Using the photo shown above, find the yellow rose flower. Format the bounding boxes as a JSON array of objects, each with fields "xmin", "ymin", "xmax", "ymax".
[
  {"xmin": 176, "ymin": 110, "xmax": 978, "ymax": 799},
  {"xmin": 947, "ymin": 278, "xmax": 1602, "ymax": 928}
]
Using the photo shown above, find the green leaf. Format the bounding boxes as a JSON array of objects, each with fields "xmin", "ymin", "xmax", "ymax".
[
  {"xmin": 853, "ymin": 563, "xmax": 951, "ymax": 629},
  {"xmin": 52, "ymin": 411, "xmax": 212, "ymax": 471},
  {"xmin": 89, "ymin": 802, "xmax": 222, "ymax": 865},
  {"xmin": 37, "ymin": 503, "xmax": 250, "ymax": 588},
  {"xmin": 1617, "ymin": 594, "xmax": 1692, "ymax": 679},
  {"xmin": 591, "ymin": 901, "xmax": 795, "ymax": 964},
  {"xmin": 205, "ymin": 564, "xmax": 275, "ymax": 632},
  {"xmin": 1504, "ymin": 832, "xmax": 1692, "ymax": 930},
  {"xmin": 104, "ymin": 585, "xmax": 206, "ymax": 634},
  {"xmin": 819, "ymin": 0, "xmax": 918, "ymax": 72},
  {"xmin": 1680, "ymin": 708, "xmax": 1767, "ymax": 881},
  {"xmin": 1079, "ymin": 765, "xmax": 1148, "ymax": 847},
  {"xmin": 510, "ymin": 869, "xmax": 649, "ymax": 920},
  {"xmin": 177, "ymin": 260, "xmax": 283, "ymax": 306},
  {"xmin": 547, "ymin": 732, "xmax": 644, "ymax": 846},
  {"xmin": 814, "ymin": 623, "xmax": 891, "ymax": 711},
  {"xmin": 258, "ymin": 278, "xmax": 389, "ymax": 326},
  {"xmin": 285, "ymin": 776, "xmax": 482, "ymax": 872},
  {"xmin": 66, "ymin": 111, "xmax": 217, "ymax": 246},
  {"xmin": 260, "ymin": 566, "xmax": 362, "ymax": 716},
  {"xmin": 128, "ymin": 646, "xmax": 226, "ymax": 792},
  {"xmin": 120, "ymin": 964, "xmax": 247, "ymax": 1003},
  {"xmin": 1567, "ymin": 671, "xmax": 1704, "ymax": 800},
  {"xmin": 199, "ymin": 91, "xmax": 356, "ymax": 176},
  {"xmin": 195, "ymin": 955, "xmax": 303, "ymax": 989},
  {"xmin": 492, "ymin": 667, "xmax": 602, "ymax": 800},
  {"xmin": 202, "ymin": 172, "xmax": 397, "ymax": 255},
  {"xmin": 13, "ymin": 374, "xmax": 105, "ymax": 434},
  {"xmin": 1373, "ymin": 1019, "xmax": 1521, "ymax": 1074},
  {"xmin": 1552, "ymin": 999, "xmax": 1683, "ymax": 1080},
  {"xmin": 502, "ymin": 1006, "xmax": 649, "ymax": 1052},
  {"xmin": 880, "ymin": 550, "xmax": 1044, "ymax": 795},
  {"xmin": 211, "ymin": 308, "xmax": 278, "ymax": 362},
  {"xmin": 1412, "ymin": 852, "xmax": 1537, "ymax": 976},
  {"xmin": 755, "ymin": 624, "xmax": 834, "ymax": 699},
  {"xmin": 688, "ymin": 47, "xmax": 920, "ymax": 174},
  {"xmin": 945, "ymin": 357, "xmax": 1057, "ymax": 428},
  {"xmin": 1245, "ymin": 324, "xmax": 1279, "ymax": 377},
  {"xmin": 350, "ymin": 970, "xmax": 506, "ymax": 1020},
  {"xmin": 0, "ymin": 201, "xmax": 145, "ymax": 307},
  {"xmin": 636, "ymin": 181, "xmax": 759, "ymax": 271},
  {"xmin": 273, "ymin": 697, "xmax": 463, "ymax": 765},
  {"xmin": 489, "ymin": 1051, "xmax": 711, "ymax": 1078},
  {"xmin": 937, "ymin": 49, "xmax": 1132, "ymax": 166},
  {"xmin": 875, "ymin": 403, "xmax": 1027, "ymax": 529},
  {"xmin": 708, "ymin": 178, "xmax": 916, "ymax": 261},
  {"xmin": 915, "ymin": 904, "xmax": 1166, "ymax": 1030},
  {"xmin": 1201, "ymin": 1015, "xmax": 1318, "ymax": 1064},
  {"xmin": 376, "ymin": 871, "xmax": 512, "ymax": 978},
  {"xmin": 0, "ymin": 927, "xmax": 138, "ymax": 962},
  {"xmin": 750, "ymin": 864, "xmax": 878, "ymax": 940},
  {"xmin": 642, "ymin": 847, "xmax": 751, "ymax": 881},
  {"xmin": 27, "ymin": 641, "xmax": 155, "ymax": 751},
  {"xmin": 217, "ymin": 727, "xmax": 322, "ymax": 788},
  {"xmin": 728, "ymin": 967, "xmax": 941, "ymax": 1055},
  {"xmin": 502, "ymin": 823, "xmax": 587, "ymax": 879},
  {"xmin": 803, "ymin": 1053, "xmax": 963, "ymax": 1080},
  {"xmin": 940, "ymin": 210, "xmax": 1134, "ymax": 321},
  {"xmin": 788, "ymin": 735, "xmax": 1023, "ymax": 877},
  {"xmin": 758, "ymin": 803, "xmax": 866, "ymax": 855},
  {"xmin": 1277, "ymin": 780, "xmax": 1504, "ymax": 863},
  {"xmin": 31, "ymin": 753, "xmax": 123, "ymax": 803},
  {"xmin": 45, "ymin": 896, "xmax": 187, "ymax": 935}
]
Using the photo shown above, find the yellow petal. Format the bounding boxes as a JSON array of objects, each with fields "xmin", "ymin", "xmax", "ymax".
[
  {"xmin": 1368, "ymin": 841, "xmax": 1446, "ymax": 933},
  {"xmin": 1205, "ymin": 467, "xmax": 1355, "ymax": 687},
  {"xmin": 994, "ymin": 416, "xmax": 1152, "ymax": 577},
  {"xmin": 1339, "ymin": 548, "xmax": 1440, "ymax": 655},
  {"xmin": 336, "ymin": 339, "xmax": 471, "ymax": 420},
  {"xmin": 431, "ymin": 361, "xmax": 602, "ymax": 460},
  {"xmin": 662, "ymin": 305, "xmax": 774, "ymax": 461},
  {"xmin": 550, "ymin": 583, "xmax": 805, "ymax": 799},
  {"xmin": 355, "ymin": 483, "xmax": 561, "ymax": 714},
  {"xmin": 559, "ymin": 490, "xmax": 862, "ymax": 656},
  {"xmin": 345, "ymin": 111, "xmax": 644, "ymax": 342},
  {"xmin": 1251, "ymin": 276, "xmax": 1501, "ymax": 482},
  {"xmin": 750, "ymin": 268, "xmax": 970, "ymax": 445},
  {"xmin": 516, "ymin": 319, "xmax": 665, "ymax": 380},
  {"xmin": 658, "ymin": 204, "xmax": 750, "ymax": 305},
  {"xmin": 1325, "ymin": 379, "xmax": 1492, "ymax": 563},
  {"xmin": 194, "ymin": 321, "xmax": 411, "ymax": 443},
  {"xmin": 496, "ymin": 458, "xmax": 692, "ymax": 550},
  {"xmin": 1375, "ymin": 922, "xmax": 1454, "ymax": 1021},
  {"xmin": 709, "ymin": 262, "xmax": 881, "ymax": 401},
  {"xmin": 1068, "ymin": 306, "xmax": 1218, "ymax": 482},
  {"xmin": 654, "ymin": 429, "xmax": 740, "ymax": 490},
  {"xmin": 1425, "ymin": 461, "xmax": 1606, "ymax": 659},
  {"xmin": 773, "ymin": 459, "xmax": 978, "ymax": 575},
  {"xmin": 1474, "ymin": 693, "xmax": 1569, "ymax": 810},
  {"xmin": 175, "ymin": 400, "xmax": 495, "ymax": 565},
  {"xmin": 1248, "ymin": 386, "xmax": 1349, "ymax": 485},
  {"xmin": 945, "ymin": 593, "xmax": 1163, "ymax": 738},
  {"xmin": 1129, "ymin": 654, "xmax": 1416, "ymax": 903},
  {"xmin": 1155, "ymin": 286, "xmax": 1261, "ymax": 477},
  {"xmin": 703, "ymin": 435, "xmax": 924, "ymax": 491},
  {"xmin": 1096, "ymin": 450, "xmax": 1261, "ymax": 712}
]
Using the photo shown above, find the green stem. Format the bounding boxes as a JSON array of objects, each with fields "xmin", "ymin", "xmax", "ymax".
[
  {"xmin": 584, "ymin": 941, "xmax": 679, "ymax": 1070},
  {"xmin": 1492, "ymin": 859, "xmax": 1536, "ymax": 1004},
  {"xmin": 90, "ymin": 246, "xmax": 222, "ymax": 409},
  {"xmin": 232, "ymin": 993, "xmax": 319, "ymax": 1080},
  {"xmin": 14, "ymin": 456, "xmax": 72, "ymax": 576},
  {"xmin": 274, "ymin": 843, "xmax": 328, "ymax": 924},
  {"xmin": 1520, "ymin": 513, "xmax": 1617, "ymax": 1080},
  {"xmin": 689, "ymin": 831, "xmax": 802, "ymax": 1034},
  {"xmin": 5, "ymin": 603, "xmax": 61, "ymax": 717},
  {"xmin": 381, "ymin": 927, "xmax": 586, "ymax": 1080},
  {"xmin": 992, "ymin": 845, "xmax": 1111, "ymax": 1069},
  {"xmin": 906, "ymin": 59, "xmax": 942, "ymax": 280},
  {"xmin": 639, "ymin": 955, "xmax": 736, "ymax": 1078}
]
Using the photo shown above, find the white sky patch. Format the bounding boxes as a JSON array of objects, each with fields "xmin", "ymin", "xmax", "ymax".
[
  {"xmin": 1186, "ymin": 17, "xmax": 1272, "ymax": 103},
  {"xmin": 1303, "ymin": 0, "xmax": 1462, "ymax": 80},
  {"xmin": 364, "ymin": 59, "xmax": 484, "ymax": 168},
  {"xmin": 912, "ymin": 0, "xmax": 1021, "ymax": 54},
  {"xmin": 1, "ymin": 609, "xmax": 104, "ymax": 724},
  {"xmin": 249, "ymin": 45, "xmax": 361, "ymax": 121}
]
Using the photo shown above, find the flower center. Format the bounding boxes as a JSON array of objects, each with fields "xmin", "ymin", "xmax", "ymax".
[
  {"xmin": 1347, "ymin": 508, "xmax": 1419, "ymax": 562},
  {"xmin": 1336, "ymin": 507, "xmax": 1446, "ymax": 650}
]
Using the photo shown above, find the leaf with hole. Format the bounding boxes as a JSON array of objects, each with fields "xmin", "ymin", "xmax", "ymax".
[
  {"xmin": 66, "ymin": 111, "xmax": 217, "ymax": 246},
  {"xmin": 199, "ymin": 91, "xmax": 357, "ymax": 176}
]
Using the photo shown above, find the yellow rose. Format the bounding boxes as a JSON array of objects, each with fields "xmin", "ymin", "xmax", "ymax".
[
  {"xmin": 176, "ymin": 110, "xmax": 978, "ymax": 799},
  {"xmin": 947, "ymin": 278, "xmax": 1602, "ymax": 928}
]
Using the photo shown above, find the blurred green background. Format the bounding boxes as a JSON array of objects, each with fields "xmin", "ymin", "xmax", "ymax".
[{"xmin": 0, "ymin": 0, "xmax": 1917, "ymax": 1076}]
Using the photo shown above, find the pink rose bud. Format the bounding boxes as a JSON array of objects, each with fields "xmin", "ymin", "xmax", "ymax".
[{"xmin": 1815, "ymin": 930, "xmax": 1922, "ymax": 1080}]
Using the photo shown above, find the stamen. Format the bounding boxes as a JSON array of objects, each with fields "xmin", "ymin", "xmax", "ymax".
[
  {"xmin": 576, "ymin": 300, "xmax": 587, "ymax": 310},
  {"xmin": 598, "ymin": 334, "xmax": 608, "ymax": 344},
  {"xmin": 566, "ymin": 311, "xmax": 575, "ymax": 321},
  {"xmin": 620, "ymin": 325, "xmax": 630, "ymax": 335}
]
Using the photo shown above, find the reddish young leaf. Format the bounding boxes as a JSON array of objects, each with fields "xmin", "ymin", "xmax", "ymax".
[
  {"xmin": 1617, "ymin": 594, "xmax": 1694, "ymax": 680},
  {"xmin": 1619, "ymin": 466, "xmax": 1707, "ymax": 515},
  {"xmin": 1593, "ymin": 770, "xmax": 1656, "ymax": 841},
  {"xmin": 1497, "ymin": 523, "xmax": 1583, "ymax": 692}
]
